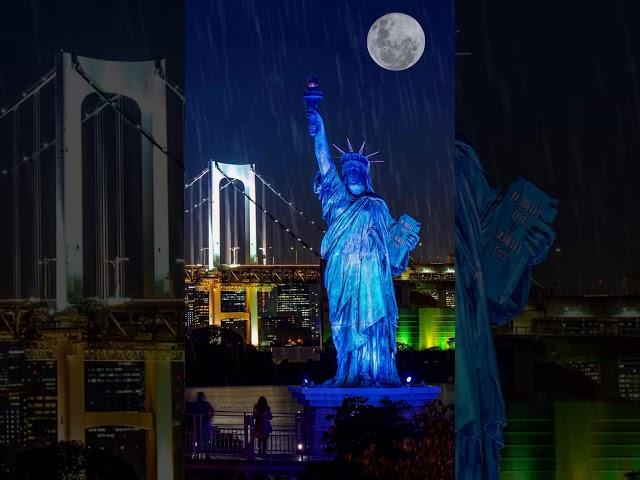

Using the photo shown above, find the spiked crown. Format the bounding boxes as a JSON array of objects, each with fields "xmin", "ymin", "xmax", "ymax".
[{"xmin": 332, "ymin": 138, "xmax": 380, "ymax": 173}]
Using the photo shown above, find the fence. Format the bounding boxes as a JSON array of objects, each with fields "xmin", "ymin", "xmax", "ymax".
[
  {"xmin": 185, "ymin": 411, "xmax": 305, "ymax": 459},
  {"xmin": 493, "ymin": 317, "xmax": 640, "ymax": 337}
]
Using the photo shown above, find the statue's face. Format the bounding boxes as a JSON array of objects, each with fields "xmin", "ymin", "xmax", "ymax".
[{"xmin": 344, "ymin": 171, "xmax": 366, "ymax": 196}]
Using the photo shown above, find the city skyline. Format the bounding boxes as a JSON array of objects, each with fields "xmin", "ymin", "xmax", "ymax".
[{"xmin": 184, "ymin": 261, "xmax": 455, "ymax": 355}]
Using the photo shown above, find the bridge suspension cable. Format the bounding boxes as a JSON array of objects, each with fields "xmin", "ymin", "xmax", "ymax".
[
  {"xmin": 0, "ymin": 83, "xmax": 135, "ymax": 179},
  {"xmin": 72, "ymin": 57, "xmax": 184, "ymax": 171},
  {"xmin": 155, "ymin": 64, "xmax": 185, "ymax": 103},
  {"xmin": 213, "ymin": 162, "xmax": 321, "ymax": 258},
  {"xmin": 1, "ymin": 140, "xmax": 55, "ymax": 176},
  {"xmin": 0, "ymin": 92, "xmax": 135, "ymax": 178},
  {"xmin": 251, "ymin": 167, "xmax": 325, "ymax": 233},
  {"xmin": 82, "ymin": 94, "xmax": 122, "ymax": 124},
  {"xmin": 184, "ymin": 167, "xmax": 209, "ymax": 190},
  {"xmin": 33, "ymin": 91, "xmax": 42, "ymax": 295},
  {"xmin": 0, "ymin": 69, "xmax": 55, "ymax": 122}
]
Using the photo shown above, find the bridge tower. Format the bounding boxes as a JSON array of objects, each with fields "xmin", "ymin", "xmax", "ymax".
[
  {"xmin": 50, "ymin": 52, "xmax": 181, "ymax": 480},
  {"xmin": 55, "ymin": 52, "xmax": 172, "ymax": 308},
  {"xmin": 208, "ymin": 161, "xmax": 257, "ymax": 268}
]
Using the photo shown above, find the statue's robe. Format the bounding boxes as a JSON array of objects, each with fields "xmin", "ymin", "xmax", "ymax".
[
  {"xmin": 455, "ymin": 142, "xmax": 532, "ymax": 480},
  {"xmin": 314, "ymin": 166, "xmax": 407, "ymax": 386}
]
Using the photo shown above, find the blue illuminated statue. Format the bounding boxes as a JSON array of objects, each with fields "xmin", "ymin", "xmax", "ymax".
[
  {"xmin": 304, "ymin": 78, "xmax": 419, "ymax": 387},
  {"xmin": 455, "ymin": 141, "xmax": 557, "ymax": 479}
]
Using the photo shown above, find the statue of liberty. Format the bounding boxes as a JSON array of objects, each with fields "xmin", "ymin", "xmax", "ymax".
[
  {"xmin": 455, "ymin": 140, "xmax": 557, "ymax": 479},
  {"xmin": 304, "ymin": 78, "xmax": 419, "ymax": 387}
]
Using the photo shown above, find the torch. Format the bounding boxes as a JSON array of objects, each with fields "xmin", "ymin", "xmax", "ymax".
[{"xmin": 303, "ymin": 76, "xmax": 324, "ymax": 136}]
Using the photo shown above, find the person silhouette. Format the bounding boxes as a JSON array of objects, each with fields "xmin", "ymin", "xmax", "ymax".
[
  {"xmin": 193, "ymin": 391, "xmax": 214, "ymax": 455},
  {"xmin": 252, "ymin": 396, "xmax": 273, "ymax": 457}
]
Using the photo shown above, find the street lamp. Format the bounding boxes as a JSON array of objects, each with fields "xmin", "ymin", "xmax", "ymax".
[
  {"xmin": 105, "ymin": 257, "xmax": 130, "ymax": 298},
  {"xmin": 200, "ymin": 247, "xmax": 210, "ymax": 266},
  {"xmin": 38, "ymin": 258, "xmax": 56, "ymax": 300},
  {"xmin": 258, "ymin": 247, "xmax": 268, "ymax": 265},
  {"xmin": 290, "ymin": 246, "xmax": 298, "ymax": 265},
  {"xmin": 229, "ymin": 246, "xmax": 240, "ymax": 265}
]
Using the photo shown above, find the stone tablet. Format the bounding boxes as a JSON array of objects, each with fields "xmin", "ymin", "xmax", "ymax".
[
  {"xmin": 482, "ymin": 176, "xmax": 558, "ymax": 306},
  {"xmin": 388, "ymin": 213, "xmax": 421, "ymax": 274}
]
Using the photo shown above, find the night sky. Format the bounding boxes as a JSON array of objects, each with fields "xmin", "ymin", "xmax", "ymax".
[
  {"xmin": 4, "ymin": 1, "xmax": 634, "ymax": 292},
  {"xmin": 457, "ymin": 0, "xmax": 640, "ymax": 292},
  {"xmin": 0, "ymin": 1, "xmax": 184, "ymax": 103},
  {"xmin": 186, "ymin": 0, "xmax": 454, "ymax": 264}
]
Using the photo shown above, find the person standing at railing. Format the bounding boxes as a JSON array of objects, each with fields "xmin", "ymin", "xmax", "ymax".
[
  {"xmin": 252, "ymin": 396, "xmax": 273, "ymax": 457},
  {"xmin": 193, "ymin": 391, "xmax": 214, "ymax": 454}
]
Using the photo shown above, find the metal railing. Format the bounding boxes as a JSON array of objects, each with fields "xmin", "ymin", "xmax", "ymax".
[
  {"xmin": 185, "ymin": 411, "xmax": 305, "ymax": 459},
  {"xmin": 493, "ymin": 317, "xmax": 640, "ymax": 337},
  {"xmin": 408, "ymin": 272, "xmax": 455, "ymax": 282}
]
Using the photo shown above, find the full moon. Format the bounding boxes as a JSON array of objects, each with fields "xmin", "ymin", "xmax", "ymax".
[{"xmin": 367, "ymin": 13, "xmax": 425, "ymax": 71}]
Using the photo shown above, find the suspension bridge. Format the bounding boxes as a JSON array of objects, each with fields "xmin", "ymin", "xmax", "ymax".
[
  {"xmin": 0, "ymin": 52, "xmax": 185, "ymax": 480},
  {"xmin": 184, "ymin": 159, "xmax": 326, "ymax": 270},
  {"xmin": 0, "ymin": 52, "xmax": 185, "ymax": 306}
]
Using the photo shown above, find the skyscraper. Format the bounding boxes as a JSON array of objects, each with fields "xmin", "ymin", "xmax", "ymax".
[
  {"xmin": 259, "ymin": 283, "xmax": 321, "ymax": 347},
  {"xmin": 185, "ymin": 285, "xmax": 210, "ymax": 329},
  {"xmin": 0, "ymin": 345, "xmax": 57, "ymax": 448}
]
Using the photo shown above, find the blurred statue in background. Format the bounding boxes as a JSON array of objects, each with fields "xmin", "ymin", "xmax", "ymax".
[
  {"xmin": 455, "ymin": 140, "xmax": 557, "ymax": 479},
  {"xmin": 304, "ymin": 77, "xmax": 420, "ymax": 387}
]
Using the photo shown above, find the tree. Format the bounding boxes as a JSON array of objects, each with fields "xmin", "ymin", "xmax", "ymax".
[
  {"xmin": 323, "ymin": 396, "xmax": 415, "ymax": 460},
  {"xmin": 323, "ymin": 396, "xmax": 454, "ymax": 479},
  {"xmin": 57, "ymin": 441, "xmax": 86, "ymax": 480}
]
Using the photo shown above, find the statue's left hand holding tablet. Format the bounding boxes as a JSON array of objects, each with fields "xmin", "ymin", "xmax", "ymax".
[{"xmin": 406, "ymin": 230, "xmax": 420, "ymax": 250}]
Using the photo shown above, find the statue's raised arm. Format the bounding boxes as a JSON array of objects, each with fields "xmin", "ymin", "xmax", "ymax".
[{"xmin": 304, "ymin": 77, "xmax": 332, "ymax": 175}]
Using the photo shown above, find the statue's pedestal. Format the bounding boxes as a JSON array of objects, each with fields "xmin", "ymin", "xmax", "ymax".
[{"xmin": 288, "ymin": 385, "xmax": 441, "ymax": 457}]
